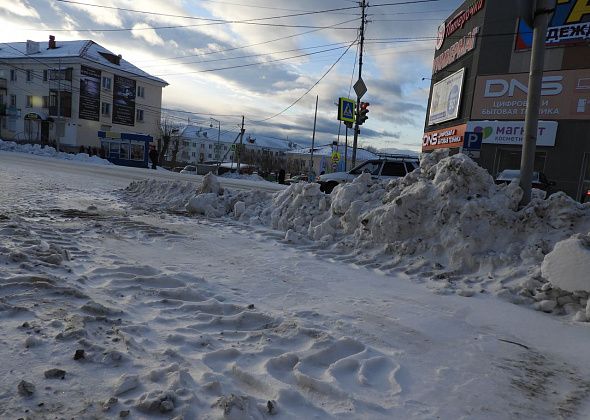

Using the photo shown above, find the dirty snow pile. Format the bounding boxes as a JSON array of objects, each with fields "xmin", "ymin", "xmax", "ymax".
[
  {"xmin": 0, "ymin": 139, "xmax": 111, "ymax": 166},
  {"xmin": 125, "ymin": 150, "xmax": 590, "ymax": 319},
  {"xmin": 125, "ymin": 178, "xmax": 197, "ymax": 212}
]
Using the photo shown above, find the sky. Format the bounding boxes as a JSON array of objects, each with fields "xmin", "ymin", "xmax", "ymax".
[{"xmin": 0, "ymin": 0, "xmax": 465, "ymax": 150}]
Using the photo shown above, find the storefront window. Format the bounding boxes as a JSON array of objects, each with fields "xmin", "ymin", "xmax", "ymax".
[
  {"xmin": 130, "ymin": 143, "xmax": 144, "ymax": 161},
  {"xmin": 109, "ymin": 142, "xmax": 120, "ymax": 158},
  {"xmin": 120, "ymin": 142, "xmax": 130, "ymax": 160}
]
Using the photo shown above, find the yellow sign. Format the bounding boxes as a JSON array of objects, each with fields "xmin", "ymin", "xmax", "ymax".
[{"xmin": 331, "ymin": 151, "xmax": 341, "ymax": 163}]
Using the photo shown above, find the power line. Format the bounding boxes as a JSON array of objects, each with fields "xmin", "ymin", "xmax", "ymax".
[
  {"xmin": 251, "ymin": 38, "xmax": 358, "ymax": 124},
  {"xmin": 154, "ymin": 43, "xmax": 357, "ymax": 76},
  {"xmin": 369, "ymin": 0, "xmax": 444, "ymax": 7},
  {"xmin": 133, "ymin": 17, "xmax": 360, "ymax": 63}
]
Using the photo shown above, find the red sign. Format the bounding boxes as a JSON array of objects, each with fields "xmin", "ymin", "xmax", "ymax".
[
  {"xmin": 436, "ymin": 0, "xmax": 485, "ymax": 51},
  {"xmin": 422, "ymin": 124, "xmax": 467, "ymax": 151}
]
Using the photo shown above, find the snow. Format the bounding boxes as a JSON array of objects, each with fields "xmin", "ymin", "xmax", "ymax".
[
  {"xmin": 221, "ymin": 172, "xmax": 268, "ymax": 182},
  {"xmin": 2, "ymin": 150, "xmax": 590, "ymax": 418},
  {"xmin": 0, "ymin": 139, "xmax": 112, "ymax": 166},
  {"xmin": 542, "ymin": 234, "xmax": 590, "ymax": 293}
]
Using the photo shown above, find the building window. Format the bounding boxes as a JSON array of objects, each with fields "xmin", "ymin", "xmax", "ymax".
[
  {"xmin": 43, "ymin": 70, "xmax": 48, "ymax": 81},
  {"xmin": 10, "ymin": 69, "xmax": 16, "ymax": 81},
  {"xmin": 10, "ymin": 94, "xmax": 16, "ymax": 107},
  {"xmin": 192, "ymin": 152, "xmax": 196, "ymax": 157},
  {"xmin": 102, "ymin": 76, "xmax": 111, "ymax": 90},
  {"xmin": 136, "ymin": 109, "xmax": 144, "ymax": 122},
  {"xmin": 26, "ymin": 96, "xmax": 33, "ymax": 108},
  {"xmin": 26, "ymin": 70, "xmax": 32, "ymax": 82},
  {"xmin": 42, "ymin": 96, "xmax": 49, "ymax": 109},
  {"xmin": 137, "ymin": 85, "xmax": 145, "ymax": 98},
  {"xmin": 208, "ymin": 153, "xmax": 212, "ymax": 158},
  {"xmin": 101, "ymin": 102, "xmax": 111, "ymax": 116},
  {"xmin": 208, "ymin": 144, "xmax": 212, "ymax": 149}
]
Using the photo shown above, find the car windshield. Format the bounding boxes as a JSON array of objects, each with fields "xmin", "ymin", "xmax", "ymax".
[
  {"xmin": 496, "ymin": 170, "xmax": 540, "ymax": 183},
  {"xmin": 350, "ymin": 161, "xmax": 380, "ymax": 175}
]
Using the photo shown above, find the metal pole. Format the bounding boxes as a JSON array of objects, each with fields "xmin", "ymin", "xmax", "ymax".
[
  {"xmin": 309, "ymin": 95, "xmax": 318, "ymax": 181},
  {"xmin": 351, "ymin": 0, "xmax": 366, "ymax": 169},
  {"xmin": 519, "ymin": 0, "xmax": 555, "ymax": 206},
  {"xmin": 217, "ymin": 120, "xmax": 221, "ymax": 161},
  {"xmin": 237, "ymin": 115, "xmax": 244, "ymax": 172},
  {"xmin": 345, "ymin": 125, "xmax": 349, "ymax": 171},
  {"xmin": 56, "ymin": 58, "xmax": 61, "ymax": 153}
]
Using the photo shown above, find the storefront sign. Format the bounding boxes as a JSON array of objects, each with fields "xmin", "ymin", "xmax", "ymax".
[
  {"xmin": 432, "ymin": 27, "xmax": 480, "ymax": 74},
  {"xmin": 471, "ymin": 69, "xmax": 590, "ymax": 120},
  {"xmin": 428, "ymin": 68, "xmax": 465, "ymax": 125},
  {"xmin": 516, "ymin": 0, "xmax": 590, "ymax": 50},
  {"xmin": 422, "ymin": 123, "xmax": 467, "ymax": 151},
  {"xmin": 113, "ymin": 75, "xmax": 136, "ymax": 126},
  {"xmin": 79, "ymin": 65, "xmax": 101, "ymax": 121},
  {"xmin": 466, "ymin": 120, "xmax": 558, "ymax": 146},
  {"xmin": 436, "ymin": 0, "xmax": 485, "ymax": 50}
]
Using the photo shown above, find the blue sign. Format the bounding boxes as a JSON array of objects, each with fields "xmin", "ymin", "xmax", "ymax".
[{"xmin": 463, "ymin": 132, "xmax": 482, "ymax": 150}]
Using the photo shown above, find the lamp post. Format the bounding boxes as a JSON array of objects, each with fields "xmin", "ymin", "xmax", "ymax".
[{"xmin": 210, "ymin": 117, "xmax": 221, "ymax": 162}]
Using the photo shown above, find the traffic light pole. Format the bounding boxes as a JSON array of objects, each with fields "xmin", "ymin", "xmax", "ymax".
[
  {"xmin": 351, "ymin": 0, "xmax": 366, "ymax": 169},
  {"xmin": 519, "ymin": 0, "xmax": 555, "ymax": 206}
]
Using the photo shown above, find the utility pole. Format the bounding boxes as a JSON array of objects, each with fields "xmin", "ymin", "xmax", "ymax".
[
  {"xmin": 519, "ymin": 0, "xmax": 556, "ymax": 206},
  {"xmin": 309, "ymin": 95, "xmax": 318, "ymax": 181},
  {"xmin": 351, "ymin": 0, "xmax": 366, "ymax": 169},
  {"xmin": 56, "ymin": 58, "xmax": 61, "ymax": 153},
  {"xmin": 237, "ymin": 115, "xmax": 245, "ymax": 172}
]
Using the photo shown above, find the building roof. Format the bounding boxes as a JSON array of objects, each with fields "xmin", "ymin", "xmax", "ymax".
[
  {"xmin": 286, "ymin": 144, "xmax": 379, "ymax": 161},
  {"xmin": 0, "ymin": 39, "xmax": 167, "ymax": 85},
  {"xmin": 180, "ymin": 125, "xmax": 300, "ymax": 151}
]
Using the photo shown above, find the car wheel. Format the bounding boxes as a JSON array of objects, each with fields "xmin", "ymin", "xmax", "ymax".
[{"xmin": 322, "ymin": 181, "xmax": 339, "ymax": 194}]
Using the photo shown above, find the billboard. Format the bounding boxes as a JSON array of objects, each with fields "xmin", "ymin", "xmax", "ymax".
[
  {"xmin": 78, "ymin": 65, "xmax": 101, "ymax": 121},
  {"xmin": 113, "ymin": 74, "xmax": 136, "ymax": 126},
  {"xmin": 516, "ymin": 0, "xmax": 590, "ymax": 50},
  {"xmin": 428, "ymin": 68, "xmax": 465, "ymax": 125},
  {"xmin": 471, "ymin": 69, "xmax": 590, "ymax": 120},
  {"xmin": 422, "ymin": 123, "xmax": 467, "ymax": 151},
  {"xmin": 466, "ymin": 120, "xmax": 558, "ymax": 146}
]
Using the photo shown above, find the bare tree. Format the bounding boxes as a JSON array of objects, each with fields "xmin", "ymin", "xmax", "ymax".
[{"xmin": 158, "ymin": 117, "xmax": 182, "ymax": 166}]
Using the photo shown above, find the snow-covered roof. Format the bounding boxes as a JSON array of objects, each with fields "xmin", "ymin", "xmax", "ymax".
[
  {"xmin": 0, "ymin": 40, "xmax": 167, "ymax": 86},
  {"xmin": 180, "ymin": 125, "xmax": 299, "ymax": 151},
  {"xmin": 286, "ymin": 144, "xmax": 378, "ymax": 161}
]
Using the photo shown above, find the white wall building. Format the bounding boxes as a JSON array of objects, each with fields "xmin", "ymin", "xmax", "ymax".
[
  {"xmin": 0, "ymin": 37, "xmax": 167, "ymax": 151},
  {"xmin": 177, "ymin": 124, "xmax": 299, "ymax": 164}
]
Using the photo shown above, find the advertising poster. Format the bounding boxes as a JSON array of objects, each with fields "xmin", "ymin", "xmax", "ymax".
[
  {"xmin": 471, "ymin": 69, "xmax": 590, "ymax": 120},
  {"xmin": 516, "ymin": 0, "xmax": 590, "ymax": 50},
  {"xmin": 113, "ymin": 74, "xmax": 136, "ymax": 126},
  {"xmin": 78, "ymin": 65, "xmax": 101, "ymax": 121},
  {"xmin": 466, "ymin": 120, "xmax": 558, "ymax": 146},
  {"xmin": 428, "ymin": 68, "xmax": 465, "ymax": 125}
]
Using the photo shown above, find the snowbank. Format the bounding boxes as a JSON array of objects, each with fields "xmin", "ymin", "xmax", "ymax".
[
  {"xmin": 542, "ymin": 234, "xmax": 590, "ymax": 293},
  {"xmin": 0, "ymin": 139, "xmax": 112, "ymax": 166},
  {"xmin": 125, "ymin": 150, "xmax": 590, "ymax": 319},
  {"xmin": 221, "ymin": 172, "xmax": 268, "ymax": 182}
]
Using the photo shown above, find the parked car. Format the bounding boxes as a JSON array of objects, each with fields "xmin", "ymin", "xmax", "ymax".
[
  {"xmin": 179, "ymin": 165, "xmax": 197, "ymax": 175},
  {"xmin": 582, "ymin": 189, "xmax": 590, "ymax": 204},
  {"xmin": 317, "ymin": 155, "xmax": 420, "ymax": 193},
  {"xmin": 285, "ymin": 174, "xmax": 308, "ymax": 185},
  {"xmin": 494, "ymin": 169, "xmax": 555, "ymax": 196}
]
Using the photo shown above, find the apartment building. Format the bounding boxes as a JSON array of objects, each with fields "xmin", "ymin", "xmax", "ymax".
[{"xmin": 0, "ymin": 36, "xmax": 167, "ymax": 152}]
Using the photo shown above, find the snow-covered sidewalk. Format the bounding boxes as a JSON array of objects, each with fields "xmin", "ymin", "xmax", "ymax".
[{"xmin": 1, "ymin": 151, "xmax": 590, "ymax": 419}]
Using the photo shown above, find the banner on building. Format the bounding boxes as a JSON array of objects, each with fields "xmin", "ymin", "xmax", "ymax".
[
  {"xmin": 471, "ymin": 69, "xmax": 590, "ymax": 120},
  {"xmin": 113, "ymin": 74, "xmax": 136, "ymax": 126},
  {"xmin": 516, "ymin": 0, "xmax": 590, "ymax": 50},
  {"xmin": 78, "ymin": 65, "xmax": 101, "ymax": 121},
  {"xmin": 422, "ymin": 123, "xmax": 467, "ymax": 152},
  {"xmin": 428, "ymin": 68, "xmax": 465, "ymax": 125},
  {"xmin": 466, "ymin": 120, "xmax": 558, "ymax": 146}
]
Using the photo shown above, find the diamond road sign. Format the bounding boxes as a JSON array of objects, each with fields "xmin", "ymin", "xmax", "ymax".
[
  {"xmin": 338, "ymin": 97, "xmax": 356, "ymax": 123},
  {"xmin": 353, "ymin": 78, "xmax": 367, "ymax": 99}
]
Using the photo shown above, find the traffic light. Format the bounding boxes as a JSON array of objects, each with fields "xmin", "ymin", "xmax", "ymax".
[{"xmin": 358, "ymin": 102, "xmax": 369, "ymax": 125}]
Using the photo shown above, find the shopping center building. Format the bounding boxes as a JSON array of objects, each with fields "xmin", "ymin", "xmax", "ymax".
[{"xmin": 423, "ymin": 0, "xmax": 590, "ymax": 201}]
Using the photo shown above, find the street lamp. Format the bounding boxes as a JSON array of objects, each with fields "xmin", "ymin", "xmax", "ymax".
[{"xmin": 210, "ymin": 117, "xmax": 221, "ymax": 163}]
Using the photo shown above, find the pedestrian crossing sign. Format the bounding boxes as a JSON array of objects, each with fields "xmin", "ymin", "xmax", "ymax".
[{"xmin": 338, "ymin": 97, "xmax": 356, "ymax": 123}]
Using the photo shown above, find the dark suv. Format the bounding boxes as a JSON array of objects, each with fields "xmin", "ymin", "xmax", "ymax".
[{"xmin": 317, "ymin": 155, "xmax": 420, "ymax": 193}]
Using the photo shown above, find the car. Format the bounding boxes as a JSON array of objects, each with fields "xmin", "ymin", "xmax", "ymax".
[
  {"xmin": 179, "ymin": 165, "xmax": 197, "ymax": 175},
  {"xmin": 582, "ymin": 189, "xmax": 590, "ymax": 204},
  {"xmin": 285, "ymin": 174, "xmax": 308, "ymax": 185},
  {"xmin": 317, "ymin": 155, "xmax": 420, "ymax": 193},
  {"xmin": 494, "ymin": 169, "xmax": 555, "ymax": 195}
]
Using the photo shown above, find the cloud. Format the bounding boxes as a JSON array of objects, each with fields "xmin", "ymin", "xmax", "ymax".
[{"xmin": 131, "ymin": 23, "xmax": 166, "ymax": 46}]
